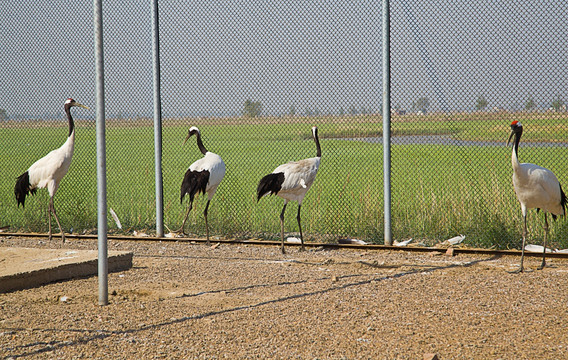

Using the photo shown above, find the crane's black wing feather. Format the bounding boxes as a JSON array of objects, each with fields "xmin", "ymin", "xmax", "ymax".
[
  {"xmin": 256, "ymin": 172, "xmax": 285, "ymax": 201},
  {"xmin": 180, "ymin": 169, "xmax": 210, "ymax": 204}
]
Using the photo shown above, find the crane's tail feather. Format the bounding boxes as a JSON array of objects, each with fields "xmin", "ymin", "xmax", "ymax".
[
  {"xmin": 551, "ymin": 184, "xmax": 567, "ymax": 221},
  {"xmin": 560, "ymin": 183, "xmax": 567, "ymax": 217},
  {"xmin": 180, "ymin": 169, "xmax": 209, "ymax": 204},
  {"xmin": 14, "ymin": 171, "xmax": 36, "ymax": 208},
  {"xmin": 257, "ymin": 172, "xmax": 285, "ymax": 201}
]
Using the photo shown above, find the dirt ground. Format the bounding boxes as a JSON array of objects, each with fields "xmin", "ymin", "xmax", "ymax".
[{"xmin": 1, "ymin": 236, "xmax": 568, "ymax": 359}]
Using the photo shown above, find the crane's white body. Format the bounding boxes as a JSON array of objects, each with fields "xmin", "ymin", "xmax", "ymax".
[
  {"xmin": 509, "ymin": 120, "xmax": 565, "ymax": 272},
  {"xmin": 15, "ymin": 98, "xmax": 88, "ymax": 242},
  {"xmin": 179, "ymin": 126, "xmax": 225, "ymax": 242},
  {"xmin": 27, "ymin": 130, "xmax": 75, "ymax": 197},
  {"xmin": 270, "ymin": 156, "xmax": 320, "ymax": 204},
  {"xmin": 257, "ymin": 126, "xmax": 322, "ymax": 253},
  {"xmin": 512, "ymin": 154, "xmax": 564, "ymax": 217},
  {"xmin": 188, "ymin": 151, "xmax": 225, "ymax": 201}
]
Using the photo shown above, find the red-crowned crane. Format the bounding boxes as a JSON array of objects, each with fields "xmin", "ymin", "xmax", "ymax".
[
  {"xmin": 14, "ymin": 98, "xmax": 89, "ymax": 242},
  {"xmin": 508, "ymin": 120, "xmax": 567, "ymax": 272},
  {"xmin": 257, "ymin": 126, "xmax": 321, "ymax": 254},
  {"xmin": 180, "ymin": 126, "xmax": 226, "ymax": 245}
]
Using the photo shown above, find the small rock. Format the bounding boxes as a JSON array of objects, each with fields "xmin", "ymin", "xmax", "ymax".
[
  {"xmin": 445, "ymin": 248, "xmax": 455, "ymax": 257},
  {"xmin": 211, "ymin": 243, "xmax": 221, "ymax": 250},
  {"xmin": 424, "ymin": 354, "xmax": 439, "ymax": 360},
  {"xmin": 331, "ymin": 275, "xmax": 338, "ymax": 282}
]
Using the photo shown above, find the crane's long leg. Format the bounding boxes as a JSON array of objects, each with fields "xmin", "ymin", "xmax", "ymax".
[
  {"xmin": 50, "ymin": 196, "xmax": 65, "ymax": 243},
  {"xmin": 179, "ymin": 200, "xmax": 193, "ymax": 235},
  {"xmin": 518, "ymin": 213, "xmax": 528, "ymax": 273},
  {"xmin": 296, "ymin": 204, "xmax": 305, "ymax": 252},
  {"xmin": 280, "ymin": 202, "xmax": 288, "ymax": 254},
  {"xmin": 511, "ymin": 213, "xmax": 528, "ymax": 274},
  {"xmin": 538, "ymin": 213, "xmax": 549, "ymax": 270},
  {"xmin": 204, "ymin": 200, "xmax": 211, "ymax": 246},
  {"xmin": 47, "ymin": 206, "xmax": 52, "ymax": 241}
]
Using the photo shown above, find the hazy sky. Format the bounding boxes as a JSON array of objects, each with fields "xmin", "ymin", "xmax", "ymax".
[{"xmin": 0, "ymin": 1, "xmax": 566, "ymax": 119}]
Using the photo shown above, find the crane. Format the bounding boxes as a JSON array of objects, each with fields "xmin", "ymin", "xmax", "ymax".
[
  {"xmin": 180, "ymin": 126, "xmax": 226, "ymax": 245},
  {"xmin": 508, "ymin": 120, "xmax": 567, "ymax": 272},
  {"xmin": 257, "ymin": 126, "xmax": 321, "ymax": 254},
  {"xmin": 14, "ymin": 98, "xmax": 89, "ymax": 242}
]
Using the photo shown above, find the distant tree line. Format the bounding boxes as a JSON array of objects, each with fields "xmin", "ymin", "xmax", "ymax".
[{"xmin": 241, "ymin": 94, "xmax": 566, "ymax": 118}]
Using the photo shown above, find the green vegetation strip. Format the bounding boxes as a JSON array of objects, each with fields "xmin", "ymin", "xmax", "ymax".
[{"xmin": 2, "ymin": 112, "xmax": 568, "ymax": 249}]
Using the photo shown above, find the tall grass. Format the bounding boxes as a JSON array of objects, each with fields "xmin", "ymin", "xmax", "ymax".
[{"xmin": 1, "ymin": 112, "xmax": 567, "ymax": 248}]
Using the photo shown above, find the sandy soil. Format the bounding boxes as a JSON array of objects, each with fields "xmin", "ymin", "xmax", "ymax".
[{"xmin": 1, "ymin": 236, "xmax": 568, "ymax": 359}]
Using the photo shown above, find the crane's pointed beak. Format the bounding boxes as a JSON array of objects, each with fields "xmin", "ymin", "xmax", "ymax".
[
  {"xmin": 75, "ymin": 102, "xmax": 89, "ymax": 110},
  {"xmin": 507, "ymin": 131, "xmax": 514, "ymax": 146},
  {"xmin": 183, "ymin": 132, "xmax": 191, "ymax": 146}
]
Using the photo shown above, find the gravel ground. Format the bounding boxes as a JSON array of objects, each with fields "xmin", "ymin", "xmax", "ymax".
[{"xmin": 1, "ymin": 236, "xmax": 568, "ymax": 359}]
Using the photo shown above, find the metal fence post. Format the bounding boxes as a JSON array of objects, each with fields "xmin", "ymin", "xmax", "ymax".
[
  {"xmin": 382, "ymin": 0, "xmax": 392, "ymax": 245},
  {"xmin": 93, "ymin": 0, "xmax": 108, "ymax": 305},
  {"xmin": 152, "ymin": 0, "xmax": 164, "ymax": 238}
]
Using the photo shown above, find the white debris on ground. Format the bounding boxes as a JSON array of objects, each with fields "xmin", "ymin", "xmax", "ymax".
[
  {"xmin": 338, "ymin": 238, "xmax": 368, "ymax": 245},
  {"xmin": 524, "ymin": 244, "xmax": 557, "ymax": 253},
  {"xmin": 393, "ymin": 238, "xmax": 413, "ymax": 247},
  {"xmin": 109, "ymin": 208, "xmax": 122, "ymax": 229},
  {"xmin": 286, "ymin": 237, "xmax": 302, "ymax": 244},
  {"xmin": 443, "ymin": 234, "xmax": 466, "ymax": 246}
]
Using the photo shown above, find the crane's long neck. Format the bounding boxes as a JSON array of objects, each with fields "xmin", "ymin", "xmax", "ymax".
[
  {"xmin": 314, "ymin": 130, "xmax": 321, "ymax": 158},
  {"xmin": 511, "ymin": 130, "xmax": 521, "ymax": 170},
  {"xmin": 195, "ymin": 132, "xmax": 208, "ymax": 155},
  {"xmin": 64, "ymin": 104, "xmax": 75, "ymax": 138}
]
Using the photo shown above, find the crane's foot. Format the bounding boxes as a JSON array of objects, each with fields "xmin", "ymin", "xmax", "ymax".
[
  {"xmin": 281, "ymin": 246, "xmax": 286, "ymax": 254},
  {"xmin": 537, "ymin": 261, "xmax": 546, "ymax": 270},
  {"xmin": 299, "ymin": 245, "xmax": 306, "ymax": 252},
  {"xmin": 508, "ymin": 266, "xmax": 524, "ymax": 274}
]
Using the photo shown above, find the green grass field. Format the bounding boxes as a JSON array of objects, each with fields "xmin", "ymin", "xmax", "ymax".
[{"xmin": 2, "ymin": 112, "xmax": 568, "ymax": 249}]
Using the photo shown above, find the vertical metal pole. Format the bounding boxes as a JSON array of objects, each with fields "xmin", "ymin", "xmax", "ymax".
[
  {"xmin": 94, "ymin": 0, "xmax": 108, "ymax": 305},
  {"xmin": 152, "ymin": 0, "xmax": 164, "ymax": 237},
  {"xmin": 382, "ymin": 0, "xmax": 392, "ymax": 245}
]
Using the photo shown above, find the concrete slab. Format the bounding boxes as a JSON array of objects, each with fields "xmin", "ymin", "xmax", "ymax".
[{"xmin": 0, "ymin": 247, "xmax": 133, "ymax": 293}]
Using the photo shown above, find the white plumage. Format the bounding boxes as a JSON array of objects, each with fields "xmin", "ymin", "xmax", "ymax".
[
  {"xmin": 508, "ymin": 120, "xmax": 566, "ymax": 272},
  {"xmin": 188, "ymin": 152, "xmax": 225, "ymax": 199},
  {"xmin": 271, "ymin": 157, "xmax": 320, "ymax": 203},
  {"xmin": 179, "ymin": 126, "xmax": 225, "ymax": 244},
  {"xmin": 15, "ymin": 98, "xmax": 88, "ymax": 242},
  {"xmin": 257, "ymin": 126, "xmax": 321, "ymax": 253}
]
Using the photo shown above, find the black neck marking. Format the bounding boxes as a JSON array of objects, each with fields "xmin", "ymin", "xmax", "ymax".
[
  {"xmin": 513, "ymin": 127, "xmax": 522, "ymax": 159},
  {"xmin": 314, "ymin": 128, "xmax": 321, "ymax": 158},
  {"xmin": 64, "ymin": 103, "xmax": 74, "ymax": 137},
  {"xmin": 195, "ymin": 131, "xmax": 208, "ymax": 155}
]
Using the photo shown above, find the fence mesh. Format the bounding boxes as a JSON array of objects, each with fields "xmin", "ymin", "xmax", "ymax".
[{"xmin": 1, "ymin": 1, "xmax": 566, "ymax": 249}]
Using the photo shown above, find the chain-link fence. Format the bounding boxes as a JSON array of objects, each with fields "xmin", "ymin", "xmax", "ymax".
[{"xmin": 1, "ymin": 1, "xmax": 566, "ymax": 249}]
